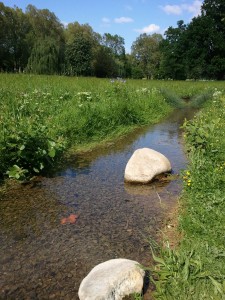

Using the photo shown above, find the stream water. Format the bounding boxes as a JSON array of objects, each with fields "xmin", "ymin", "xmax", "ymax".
[{"xmin": 0, "ymin": 109, "xmax": 196, "ymax": 300}]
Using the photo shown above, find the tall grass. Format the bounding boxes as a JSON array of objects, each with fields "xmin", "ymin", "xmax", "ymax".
[
  {"xmin": 151, "ymin": 92, "xmax": 225, "ymax": 299},
  {"xmin": 1, "ymin": 74, "xmax": 224, "ymax": 180},
  {"xmin": 0, "ymin": 75, "xmax": 172, "ymax": 179}
]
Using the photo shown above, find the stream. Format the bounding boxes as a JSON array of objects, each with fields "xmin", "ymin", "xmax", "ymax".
[{"xmin": 0, "ymin": 108, "xmax": 196, "ymax": 300}]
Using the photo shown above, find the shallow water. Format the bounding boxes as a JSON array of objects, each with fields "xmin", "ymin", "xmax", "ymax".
[{"xmin": 0, "ymin": 109, "xmax": 195, "ymax": 299}]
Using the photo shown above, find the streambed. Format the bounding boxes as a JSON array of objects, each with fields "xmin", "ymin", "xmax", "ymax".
[{"xmin": 0, "ymin": 109, "xmax": 195, "ymax": 299}]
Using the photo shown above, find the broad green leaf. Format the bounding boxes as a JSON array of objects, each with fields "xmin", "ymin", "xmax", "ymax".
[{"xmin": 48, "ymin": 148, "xmax": 56, "ymax": 158}]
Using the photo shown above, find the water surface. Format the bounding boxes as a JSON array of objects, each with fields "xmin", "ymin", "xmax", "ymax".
[{"xmin": 0, "ymin": 109, "xmax": 195, "ymax": 299}]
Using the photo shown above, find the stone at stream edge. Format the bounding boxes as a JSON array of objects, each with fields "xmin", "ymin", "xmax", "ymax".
[
  {"xmin": 78, "ymin": 258, "xmax": 145, "ymax": 300},
  {"xmin": 124, "ymin": 148, "xmax": 172, "ymax": 184}
]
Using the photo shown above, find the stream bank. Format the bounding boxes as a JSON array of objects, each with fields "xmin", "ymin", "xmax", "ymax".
[{"xmin": 0, "ymin": 108, "xmax": 196, "ymax": 299}]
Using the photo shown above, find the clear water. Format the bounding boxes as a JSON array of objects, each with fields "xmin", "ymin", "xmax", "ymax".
[{"xmin": 0, "ymin": 109, "xmax": 196, "ymax": 299}]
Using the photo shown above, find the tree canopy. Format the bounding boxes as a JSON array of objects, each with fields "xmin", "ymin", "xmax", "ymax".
[{"xmin": 0, "ymin": 0, "xmax": 225, "ymax": 79}]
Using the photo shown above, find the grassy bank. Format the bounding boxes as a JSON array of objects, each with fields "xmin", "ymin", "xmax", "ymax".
[
  {"xmin": 151, "ymin": 93, "xmax": 225, "ymax": 299},
  {"xmin": 1, "ymin": 74, "xmax": 173, "ymax": 180},
  {"xmin": 0, "ymin": 74, "xmax": 224, "ymax": 180}
]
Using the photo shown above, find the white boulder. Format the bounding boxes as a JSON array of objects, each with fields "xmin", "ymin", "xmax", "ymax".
[
  {"xmin": 124, "ymin": 148, "xmax": 171, "ymax": 183},
  {"xmin": 78, "ymin": 258, "xmax": 145, "ymax": 300}
]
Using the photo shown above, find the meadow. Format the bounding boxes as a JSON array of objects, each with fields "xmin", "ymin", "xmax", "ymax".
[
  {"xmin": 0, "ymin": 74, "xmax": 225, "ymax": 299},
  {"xmin": 0, "ymin": 74, "xmax": 170, "ymax": 179},
  {"xmin": 1, "ymin": 73, "xmax": 224, "ymax": 180},
  {"xmin": 151, "ymin": 94, "xmax": 225, "ymax": 299}
]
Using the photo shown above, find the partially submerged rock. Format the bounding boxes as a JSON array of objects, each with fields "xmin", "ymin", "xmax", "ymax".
[
  {"xmin": 78, "ymin": 258, "xmax": 145, "ymax": 300},
  {"xmin": 124, "ymin": 148, "xmax": 171, "ymax": 184}
]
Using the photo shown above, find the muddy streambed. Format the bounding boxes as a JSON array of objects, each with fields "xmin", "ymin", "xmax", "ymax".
[{"xmin": 0, "ymin": 109, "xmax": 196, "ymax": 299}]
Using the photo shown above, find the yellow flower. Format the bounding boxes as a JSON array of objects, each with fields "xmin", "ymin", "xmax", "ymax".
[{"xmin": 186, "ymin": 171, "xmax": 190, "ymax": 176}]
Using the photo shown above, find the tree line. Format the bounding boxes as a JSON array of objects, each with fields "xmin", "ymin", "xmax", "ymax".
[{"xmin": 0, "ymin": 0, "xmax": 224, "ymax": 80}]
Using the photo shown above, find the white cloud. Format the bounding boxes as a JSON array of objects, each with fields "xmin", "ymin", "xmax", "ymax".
[
  {"xmin": 114, "ymin": 17, "xmax": 134, "ymax": 24},
  {"xmin": 61, "ymin": 21, "xmax": 69, "ymax": 28},
  {"xmin": 102, "ymin": 17, "xmax": 111, "ymax": 24},
  {"xmin": 101, "ymin": 17, "xmax": 111, "ymax": 28},
  {"xmin": 161, "ymin": 5, "xmax": 182, "ymax": 15},
  {"xmin": 134, "ymin": 24, "xmax": 160, "ymax": 34},
  {"xmin": 160, "ymin": 1, "xmax": 202, "ymax": 17},
  {"xmin": 183, "ymin": 0, "xmax": 202, "ymax": 16}
]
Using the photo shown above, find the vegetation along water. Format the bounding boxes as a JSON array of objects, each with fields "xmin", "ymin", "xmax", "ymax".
[
  {"xmin": 0, "ymin": 73, "xmax": 225, "ymax": 299},
  {"xmin": 151, "ymin": 93, "xmax": 225, "ymax": 299},
  {"xmin": 1, "ymin": 0, "xmax": 225, "ymax": 298},
  {"xmin": 1, "ymin": 74, "xmax": 224, "ymax": 181}
]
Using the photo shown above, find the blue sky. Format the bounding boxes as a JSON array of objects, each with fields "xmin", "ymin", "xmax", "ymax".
[{"xmin": 4, "ymin": 0, "xmax": 203, "ymax": 53}]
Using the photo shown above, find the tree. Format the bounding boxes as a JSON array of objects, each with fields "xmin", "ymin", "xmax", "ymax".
[
  {"xmin": 159, "ymin": 20, "xmax": 187, "ymax": 79},
  {"xmin": 172, "ymin": 0, "xmax": 225, "ymax": 80},
  {"xmin": 65, "ymin": 22, "xmax": 100, "ymax": 75},
  {"xmin": 101, "ymin": 33, "xmax": 125, "ymax": 57},
  {"xmin": 182, "ymin": 16, "xmax": 212, "ymax": 79},
  {"xmin": 100, "ymin": 33, "xmax": 126, "ymax": 77},
  {"xmin": 202, "ymin": 0, "xmax": 225, "ymax": 22},
  {"xmin": 0, "ymin": 2, "xmax": 31, "ymax": 72},
  {"xmin": 201, "ymin": 0, "xmax": 225, "ymax": 79},
  {"xmin": 66, "ymin": 34, "xmax": 93, "ymax": 76},
  {"xmin": 131, "ymin": 33, "xmax": 163, "ymax": 79},
  {"xmin": 26, "ymin": 38, "xmax": 62, "ymax": 74},
  {"xmin": 93, "ymin": 45, "xmax": 117, "ymax": 77},
  {"xmin": 65, "ymin": 22, "xmax": 100, "ymax": 46},
  {"xmin": 25, "ymin": 5, "xmax": 65, "ymax": 74}
]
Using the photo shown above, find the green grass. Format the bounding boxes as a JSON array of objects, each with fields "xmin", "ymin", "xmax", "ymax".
[
  {"xmin": 0, "ymin": 74, "xmax": 224, "ymax": 180},
  {"xmin": 151, "ymin": 93, "xmax": 225, "ymax": 299},
  {"xmin": 0, "ymin": 74, "xmax": 172, "ymax": 179}
]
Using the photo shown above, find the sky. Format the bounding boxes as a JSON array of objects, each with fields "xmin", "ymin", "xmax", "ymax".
[{"xmin": 3, "ymin": 0, "xmax": 203, "ymax": 53}]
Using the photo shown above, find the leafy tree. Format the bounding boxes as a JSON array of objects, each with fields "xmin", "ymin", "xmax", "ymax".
[
  {"xmin": 26, "ymin": 38, "xmax": 62, "ymax": 74},
  {"xmin": 101, "ymin": 33, "xmax": 125, "ymax": 57},
  {"xmin": 93, "ymin": 45, "xmax": 117, "ymax": 77},
  {"xmin": 131, "ymin": 33, "xmax": 163, "ymax": 79},
  {"xmin": 66, "ymin": 34, "xmax": 93, "ymax": 76},
  {"xmin": 202, "ymin": 0, "xmax": 225, "ymax": 22},
  {"xmin": 182, "ymin": 16, "xmax": 212, "ymax": 79},
  {"xmin": 160, "ymin": 1, "xmax": 225, "ymax": 80},
  {"xmin": 125, "ymin": 54, "xmax": 144, "ymax": 79},
  {"xmin": 65, "ymin": 22, "xmax": 100, "ymax": 75},
  {"xmin": 201, "ymin": 0, "xmax": 225, "ymax": 79},
  {"xmin": 0, "ymin": 2, "xmax": 31, "ymax": 72},
  {"xmin": 159, "ymin": 20, "xmax": 187, "ymax": 80},
  {"xmin": 26, "ymin": 5, "xmax": 64, "ymax": 40},
  {"xmin": 65, "ymin": 22, "xmax": 100, "ymax": 45},
  {"xmin": 100, "ymin": 33, "xmax": 126, "ymax": 77},
  {"xmin": 25, "ymin": 5, "xmax": 65, "ymax": 74}
]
